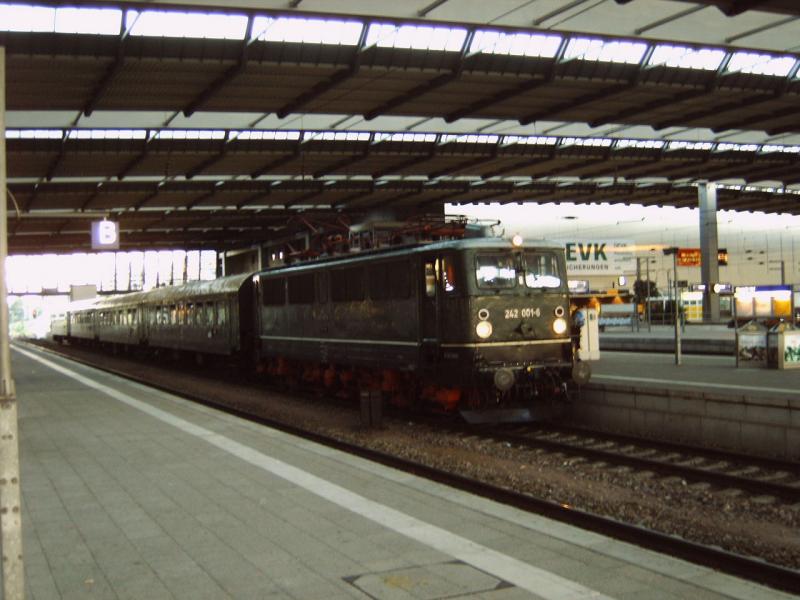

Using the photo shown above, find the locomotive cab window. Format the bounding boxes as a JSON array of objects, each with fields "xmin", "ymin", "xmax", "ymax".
[
  {"xmin": 475, "ymin": 254, "xmax": 516, "ymax": 289},
  {"xmin": 523, "ymin": 252, "xmax": 563, "ymax": 290}
]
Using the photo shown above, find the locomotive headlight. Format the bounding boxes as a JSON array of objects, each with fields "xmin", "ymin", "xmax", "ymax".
[
  {"xmin": 476, "ymin": 320, "xmax": 493, "ymax": 339},
  {"xmin": 552, "ymin": 317, "xmax": 568, "ymax": 335}
]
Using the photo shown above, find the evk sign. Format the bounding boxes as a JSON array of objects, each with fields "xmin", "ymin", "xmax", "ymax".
[
  {"xmin": 91, "ymin": 220, "xmax": 120, "ymax": 250},
  {"xmin": 559, "ymin": 240, "xmax": 634, "ymax": 275}
]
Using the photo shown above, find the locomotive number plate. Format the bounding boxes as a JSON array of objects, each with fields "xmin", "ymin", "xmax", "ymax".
[{"xmin": 504, "ymin": 307, "xmax": 540, "ymax": 319}]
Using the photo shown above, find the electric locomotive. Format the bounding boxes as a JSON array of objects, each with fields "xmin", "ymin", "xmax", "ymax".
[
  {"xmin": 52, "ymin": 234, "xmax": 588, "ymax": 422},
  {"xmin": 254, "ymin": 235, "xmax": 588, "ymax": 421}
]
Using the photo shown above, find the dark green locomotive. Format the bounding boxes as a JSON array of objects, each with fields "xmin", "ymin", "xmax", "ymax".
[{"xmin": 254, "ymin": 237, "xmax": 588, "ymax": 421}]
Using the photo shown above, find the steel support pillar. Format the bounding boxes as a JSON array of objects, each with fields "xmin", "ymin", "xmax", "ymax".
[
  {"xmin": 0, "ymin": 46, "xmax": 26, "ymax": 599},
  {"xmin": 698, "ymin": 182, "xmax": 720, "ymax": 323}
]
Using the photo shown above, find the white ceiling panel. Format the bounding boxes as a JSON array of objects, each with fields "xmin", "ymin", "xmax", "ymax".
[
  {"xmin": 6, "ymin": 111, "xmax": 77, "ymax": 128},
  {"xmin": 94, "ymin": 0, "xmax": 800, "ymax": 53}
]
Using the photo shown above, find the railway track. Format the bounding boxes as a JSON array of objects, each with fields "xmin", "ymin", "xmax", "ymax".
[
  {"xmin": 469, "ymin": 423, "xmax": 800, "ymax": 505},
  {"xmin": 23, "ymin": 340, "xmax": 800, "ymax": 595}
]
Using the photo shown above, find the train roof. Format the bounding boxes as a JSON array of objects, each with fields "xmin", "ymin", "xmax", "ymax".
[
  {"xmin": 68, "ymin": 273, "xmax": 253, "ymax": 311},
  {"xmin": 258, "ymin": 236, "xmax": 563, "ymax": 276}
]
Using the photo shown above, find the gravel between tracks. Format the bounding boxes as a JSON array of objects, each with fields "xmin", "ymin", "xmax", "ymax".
[{"xmin": 32, "ymin": 341, "xmax": 800, "ymax": 571}]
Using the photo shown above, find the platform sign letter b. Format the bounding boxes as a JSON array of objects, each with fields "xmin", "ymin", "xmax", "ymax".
[{"xmin": 92, "ymin": 220, "xmax": 119, "ymax": 250}]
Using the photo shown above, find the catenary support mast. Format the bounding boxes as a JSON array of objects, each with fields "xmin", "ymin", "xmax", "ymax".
[{"xmin": 699, "ymin": 182, "xmax": 720, "ymax": 323}]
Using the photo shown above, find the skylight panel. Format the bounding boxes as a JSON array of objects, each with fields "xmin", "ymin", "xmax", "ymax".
[
  {"xmin": 726, "ymin": 52, "xmax": 796, "ymax": 77},
  {"xmin": 366, "ymin": 23, "xmax": 467, "ymax": 51},
  {"xmin": 155, "ymin": 130, "xmax": 226, "ymax": 140},
  {"xmin": 560, "ymin": 137, "xmax": 613, "ymax": 148},
  {"xmin": 0, "ymin": 4, "xmax": 121, "ymax": 34},
  {"xmin": 253, "ymin": 16, "xmax": 362, "ymax": 45},
  {"xmin": 306, "ymin": 131, "xmax": 363, "ymax": 142},
  {"xmin": 64, "ymin": 129, "xmax": 147, "ymax": 140},
  {"xmin": 470, "ymin": 30, "xmax": 561, "ymax": 58},
  {"xmin": 0, "ymin": 3, "xmax": 54, "ymax": 32},
  {"xmin": 238, "ymin": 130, "xmax": 302, "ymax": 141},
  {"xmin": 55, "ymin": 7, "xmax": 121, "ymax": 35},
  {"xmin": 667, "ymin": 141, "xmax": 713, "ymax": 151},
  {"xmin": 8, "ymin": 129, "xmax": 63, "ymax": 139},
  {"xmin": 126, "ymin": 9, "xmax": 248, "ymax": 40},
  {"xmin": 374, "ymin": 132, "xmax": 436, "ymax": 143},
  {"xmin": 648, "ymin": 45, "xmax": 725, "ymax": 71},
  {"xmin": 615, "ymin": 139, "xmax": 665, "ymax": 149},
  {"xmin": 564, "ymin": 38, "xmax": 647, "ymax": 65},
  {"xmin": 440, "ymin": 134, "xmax": 499, "ymax": 144},
  {"xmin": 716, "ymin": 143, "xmax": 758, "ymax": 152},
  {"xmin": 503, "ymin": 135, "xmax": 558, "ymax": 146},
  {"xmin": 762, "ymin": 144, "xmax": 800, "ymax": 154}
]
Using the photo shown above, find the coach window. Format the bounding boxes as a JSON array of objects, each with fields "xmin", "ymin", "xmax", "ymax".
[
  {"xmin": 218, "ymin": 303, "xmax": 228, "ymax": 327},
  {"xmin": 205, "ymin": 303, "xmax": 215, "ymax": 326}
]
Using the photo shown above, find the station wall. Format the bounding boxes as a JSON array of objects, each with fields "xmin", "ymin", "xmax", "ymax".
[{"xmin": 451, "ymin": 202, "xmax": 800, "ymax": 293}]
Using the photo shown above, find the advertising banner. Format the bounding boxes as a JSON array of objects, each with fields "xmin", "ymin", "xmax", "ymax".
[
  {"xmin": 558, "ymin": 240, "xmax": 634, "ymax": 275},
  {"xmin": 677, "ymin": 248, "xmax": 728, "ymax": 267}
]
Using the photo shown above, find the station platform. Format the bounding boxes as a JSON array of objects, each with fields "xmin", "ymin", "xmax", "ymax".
[
  {"xmin": 600, "ymin": 324, "xmax": 735, "ymax": 355},
  {"xmin": 575, "ymin": 349, "xmax": 800, "ymax": 460},
  {"xmin": 9, "ymin": 343, "xmax": 795, "ymax": 600},
  {"xmin": 590, "ymin": 348, "xmax": 800, "ymax": 403}
]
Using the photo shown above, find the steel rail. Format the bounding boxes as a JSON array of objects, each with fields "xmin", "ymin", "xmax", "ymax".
[{"xmin": 475, "ymin": 426, "xmax": 800, "ymax": 503}]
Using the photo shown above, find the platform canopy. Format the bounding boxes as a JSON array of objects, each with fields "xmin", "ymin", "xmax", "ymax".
[{"xmin": 2, "ymin": 0, "xmax": 800, "ymax": 253}]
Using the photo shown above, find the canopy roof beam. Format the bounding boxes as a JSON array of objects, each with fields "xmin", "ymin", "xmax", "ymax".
[
  {"xmin": 519, "ymin": 44, "xmax": 655, "ymax": 126},
  {"xmin": 276, "ymin": 24, "xmax": 370, "ymax": 119},
  {"xmin": 443, "ymin": 37, "xmax": 570, "ymax": 123},
  {"xmin": 363, "ymin": 29, "xmax": 476, "ymax": 121},
  {"xmin": 182, "ymin": 16, "xmax": 255, "ymax": 117}
]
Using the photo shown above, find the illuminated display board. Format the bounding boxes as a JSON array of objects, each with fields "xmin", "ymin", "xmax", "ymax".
[{"xmin": 91, "ymin": 220, "xmax": 119, "ymax": 250}]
